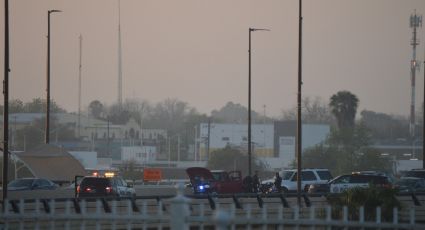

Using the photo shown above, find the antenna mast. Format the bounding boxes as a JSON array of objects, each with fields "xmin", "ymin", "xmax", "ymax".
[
  {"xmin": 409, "ymin": 10, "xmax": 422, "ymax": 139},
  {"xmin": 117, "ymin": 0, "xmax": 123, "ymax": 109}
]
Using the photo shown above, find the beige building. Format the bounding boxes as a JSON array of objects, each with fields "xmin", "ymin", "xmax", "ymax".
[{"xmin": 1, "ymin": 113, "xmax": 167, "ymax": 144}]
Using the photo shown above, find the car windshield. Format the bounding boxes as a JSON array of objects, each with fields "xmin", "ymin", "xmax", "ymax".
[
  {"xmin": 81, "ymin": 178, "xmax": 110, "ymax": 187},
  {"xmin": 404, "ymin": 171, "xmax": 425, "ymax": 178},
  {"xmin": 211, "ymin": 173, "xmax": 222, "ymax": 181},
  {"xmin": 8, "ymin": 179, "xmax": 34, "ymax": 187},
  {"xmin": 282, "ymin": 171, "xmax": 294, "ymax": 180},
  {"xmin": 396, "ymin": 179, "xmax": 420, "ymax": 187},
  {"xmin": 317, "ymin": 171, "xmax": 332, "ymax": 180}
]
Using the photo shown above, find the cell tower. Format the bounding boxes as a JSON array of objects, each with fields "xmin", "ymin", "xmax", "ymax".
[
  {"xmin": 409, "ymin": 10, "xmax": 422, "ymax": 138},
  {"xmin": 117, "ymin": 0, "xmax": 123, "ymax": 109}
]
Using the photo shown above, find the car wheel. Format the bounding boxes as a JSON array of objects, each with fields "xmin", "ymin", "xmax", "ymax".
[{"xmin": 282, "ymin": 187, "xmax": 289, "ymax": 194}]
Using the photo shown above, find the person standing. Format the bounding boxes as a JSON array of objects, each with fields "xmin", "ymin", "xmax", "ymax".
[
  {"xmin": 274, "ymin": 172, "xmax": 282, "ymax": 193},
  {"xmin": 252, "ymin": 171, "xmax": 260, "ymax": 193}
]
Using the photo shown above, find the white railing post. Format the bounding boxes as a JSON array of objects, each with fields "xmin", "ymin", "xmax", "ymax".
[
  {"xmin": 170, "ymin": 183, "xmax": 190, "ymax": 230},
  {"xmin": 214, "ymin": 209, "xmax": 231, "ymax": 230},
  {"xmin": 410, "ymin": 207, "xmax": 415, "ymax": 225},
  {"xmin": 376, "ymin": 206, "xmax": 381, "ymax": 224},
  {"xmin": 393, "ymin": 207, "xmax": 398, "ymax": 225}
]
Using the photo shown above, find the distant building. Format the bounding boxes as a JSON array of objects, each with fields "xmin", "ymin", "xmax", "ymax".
[
  {"xmin": 196, "ymin": 121, "xmax": 330, "ymax": 170},
  {"xmin": 121, "ymin": 146, "xmax": 158, "ymax": 164},
  {"xmin": 198, "ymin": 123, "xmax": 274, "ymax": 159},
  {"xmin": 1, "ymin": 113, "xmax": 167, "ymax": 159},
  {"xmin": 272, "ymin": 121, "xmax": 330, "ymax": 169}
]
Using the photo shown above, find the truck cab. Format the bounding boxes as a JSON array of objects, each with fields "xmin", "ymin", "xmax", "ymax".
[
  {"xmin": 210, "ymin": 170, "xmax": 244, "ymax": 194},
  {"xmin": 186, "ymin": 167, "xmax": 245, "ymax": 194}
]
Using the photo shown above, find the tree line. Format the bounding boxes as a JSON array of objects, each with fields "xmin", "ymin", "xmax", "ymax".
[{"xmin": 2, "ymin": 91, "xmax": 418, "ymax": 175}]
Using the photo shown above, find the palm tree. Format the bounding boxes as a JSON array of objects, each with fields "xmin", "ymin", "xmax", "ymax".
[{"xmin": 329, "ymin": 91, "xmax": 359, "ymax": 129}]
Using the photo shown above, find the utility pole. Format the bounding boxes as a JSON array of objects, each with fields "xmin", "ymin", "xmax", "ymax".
[
  {"xmin": 194, "ymin": 125, "xmax": 198, "ymax": 161},
  {"xmin": 296, "ymin": 0, "xmax": 303, "ymax": 207},
  {"xmin": 177, "ymin": 135, "xmax": 180, "ymax": 162},
  {"xmin": 207, "ymin": 119, "xmax": 211, "ymax": 160},
  {"xmin": 107, "ymin": 117, "xmax": 110, "ymax": 157},
  {"xmin": 45, "ymin": 9, "xmax": 61, "ymax": 144}
]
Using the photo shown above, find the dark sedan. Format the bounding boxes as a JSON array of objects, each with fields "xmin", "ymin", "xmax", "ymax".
[{"xmin": 8, "ymin": 178, "xmax": 58, "ymax": 191}]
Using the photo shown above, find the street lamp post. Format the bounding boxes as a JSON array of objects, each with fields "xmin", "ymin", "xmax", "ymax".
[
  {"xmin": 423, "ymin": 49, "xmax": 425, "ymax": 168},
  {"xmin": 45, "ymin": 9, "xmax": 61, "ymax": 144},
  {"xmin": 3, "ymin": 0, "xmax": 10, "ymax": 205},
  {"xmin": 248, "ymin": 27, "xmax": 269, "ymax": 177},
  {"xmin": 296, "ymin": 0, "xmax": 303, "ymax": 207}
]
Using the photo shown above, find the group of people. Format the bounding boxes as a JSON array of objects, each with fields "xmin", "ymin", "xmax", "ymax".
[{"xmin": 242, "ymin": 171, "xmax": 283, "ymax": 193}]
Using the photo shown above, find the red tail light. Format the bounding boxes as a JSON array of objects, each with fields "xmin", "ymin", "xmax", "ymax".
[
  {"xmin": 383, "ymin": 184, "xmax": 392, "ymax": 189},
  {"xmin": 77, "ymin": 185, "xmax": 80, "ymax": 193},
  {"xmin": 105, "ymin": 186, "xmax": 113, "ymax": 193}
]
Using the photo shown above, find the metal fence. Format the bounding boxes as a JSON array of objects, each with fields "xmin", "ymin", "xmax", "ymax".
[{"xmin": 1, "ymin": 186, "xmax": 425, "ymax": 229}]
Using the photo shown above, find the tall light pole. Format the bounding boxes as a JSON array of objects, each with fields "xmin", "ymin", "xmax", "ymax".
[
  {"xmin": 45, "ymin": 10, "xmax": 61, "ymax": 144},
  {"xmin": 248, "ymin": 27, "xmax": 269, "ymax": 177},
  {"xmin": 3, "ymin": 0, "xmax": 10, "ymax": 205}
]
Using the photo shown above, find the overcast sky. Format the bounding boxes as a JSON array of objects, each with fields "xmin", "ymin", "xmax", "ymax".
[{"xmin": 1, "ymin": 0, "xmax": 425, "ymax": 118}]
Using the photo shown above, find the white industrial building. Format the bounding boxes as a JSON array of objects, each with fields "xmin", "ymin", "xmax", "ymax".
[
  {"xmin": 198, "ymin": 121, "xmax": 330, "ymax": 171},
  {"xmin": 198, "ymin": 123, "xmax": 274, "ymax": 159},
  {"xmin": 121, "ymin": 146, "xmax": 157, "ymax": 164}
]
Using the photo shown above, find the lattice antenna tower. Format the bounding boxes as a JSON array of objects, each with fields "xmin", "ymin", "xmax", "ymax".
[{"xmin": 409, "ymin": 10, "xmax": 422, "ymax": 138}]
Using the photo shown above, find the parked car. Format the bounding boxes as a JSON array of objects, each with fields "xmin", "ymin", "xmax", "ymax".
[
  {"xmin": 394, "ymin": 177, "xmax": 425, "ymax": 193},
  {"xmin": 186, "ymin": 167, "xmax": 245, "ymax": 194},
  {"xmin": 262, "ymin": 168, "xmax": 332, "ymax": 193},
  {"xmin": 326, "ymin": 174, "xmax": 392, "ymax": 193},
  {"xmin": 76, "ymin": 176, "xmax": 136, "ymax": 198},
  {"xmin": 403, "ymin": 169, "xmax": 425, "ymax": 179},
  {"xmin": 8, "ymin": 178, "xmax": 58, "ymax": 191}
]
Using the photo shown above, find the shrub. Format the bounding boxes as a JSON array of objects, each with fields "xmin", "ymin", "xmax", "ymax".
[{"xmin": 327, "ymin": 186, "xmax": 401, "ymax": 222}]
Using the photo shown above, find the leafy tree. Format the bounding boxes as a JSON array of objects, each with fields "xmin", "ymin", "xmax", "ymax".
[
  {"xmin": 22, "ymin": 98, "xmax": 66, "ymax": 113},
  {"xmin": 148, "ymin": 98, "xmax": 199, "ymax": 133},
  {"xmin": 303, "ymin": 124, "xmax": 392, "ymax": 175},
  {"xmin": 282, "ymin": 96, "xmax": 334, "ymax": 124},
  {"xmin": 108, "ymin": 104, "xmax": 131, "ymax": 124},
  {"xmin": 14, "ymin": 116, "xmax": 76, "ymax": 151},
  {"xmin": 211, "ymin": 101, "xmax": 264, "ymax": 123},
  {"xmin": 120, "ymin": 160, "xmax": 141, "ymax": 181},
  {"xmin": 88, "ymin": 100, "xmax": 104, "ymax": 119},
  {"xmin": 123, "ymin": 98, "xmax": 152, "ymax": 126},
  {"xmin": 10, "ymin": 99, "xmax": 24, "ymax": 113},
  {"xmin": 207, "ymin": 146, "xmax": 267, "ymax": 176},
  {"xmin": 329, "ymin": 91, "xmax": 359, "ymax": 129},
  {"xmin": 24, "ymin": 98, "xmax": 44, "ymax": 113},
  {"xmin": 15, "ymin": 124, "xmax": 44, "ymax": 150},
  {"xmin": 360, "ymin": 110, "xmax": 409, "ymax": 140}
]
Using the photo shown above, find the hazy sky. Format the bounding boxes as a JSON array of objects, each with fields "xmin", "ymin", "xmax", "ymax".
[{"xmin": 1, "ymin": 0, "xmax": 425, "ymax": 117}]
